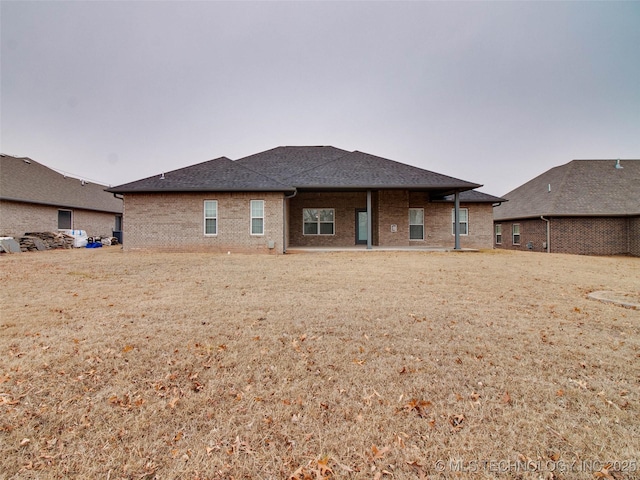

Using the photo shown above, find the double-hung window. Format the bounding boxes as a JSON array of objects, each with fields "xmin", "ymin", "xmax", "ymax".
[
  {"xmin": 495, "ymin": 224, "xmax": 502, "ymax": 244},
  {"xmin": 451, "ymin": 208, "xmax": 469, "ymax": 235},
  {"xmin": 303, "ymin": 208, "xmax": 334, "ymax": 235},
  {"xmin": 512, "ymin": 224, "xmax": 520, "ymax": 245},
  {"xmin": 250, "ymin": 200, "xmax": 264, "ymax": 235},
  {"xmin": 204, "ymin": 200, "xmax": 218, "ymax": 235},
  {"xmin": 409, "ymin": 208, "xmax": 424, "ymax": 240}
]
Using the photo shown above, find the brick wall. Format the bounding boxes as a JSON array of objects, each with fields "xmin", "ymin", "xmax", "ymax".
[
  {"xmin": 494, "ymin": 216, "xmax": 639, "ymax": 256},
  {"xmin": 288, "ymin": 191, "xmax": 368, "ymax": 247},
  {"xmin": 287, "ymin": 190, "xmax": 494, "ymax": 249},
  {"xmin": 630, "ymin": 216, "xmax": 640, "ymax": 257},
  {"xmin": 122, "ymin": 192, "xmax": 284, "ymax": 253},
  {"xmin": 0, "ymin": 200, "xmax": 118, "ymax": 238}
]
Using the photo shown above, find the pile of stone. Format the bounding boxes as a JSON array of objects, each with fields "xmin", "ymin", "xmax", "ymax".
[{"xmin": 20, "ymin": 232, "xmax": 75, "ymax": 251}]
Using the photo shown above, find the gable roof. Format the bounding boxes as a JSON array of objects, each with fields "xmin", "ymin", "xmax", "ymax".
[
  {"xmin": 109, "ymin": 146, "xmax": 481, "ymax": 195},
  {"xmin": 494, "ymin": 159, "xmax": 640, "ymax": 220},
  {"xmin": 108, "ymin": 156, "xmax": 294, "ymax": 193},
  {"xmin": 0, "ymin": 154, "xmax": 123, "ymax": 213}
]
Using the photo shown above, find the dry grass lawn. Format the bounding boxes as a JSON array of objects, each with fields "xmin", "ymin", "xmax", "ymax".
[{"xmin": 1, "ymin": 248, "xmax": 639, "ymax": 479}]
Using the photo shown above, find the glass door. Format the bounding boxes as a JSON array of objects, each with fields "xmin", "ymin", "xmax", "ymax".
[{"xmin": 355, "ymin": 209, "xmax": 367, "ymax": 245}]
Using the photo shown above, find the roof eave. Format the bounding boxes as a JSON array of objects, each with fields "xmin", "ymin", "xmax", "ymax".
[
  {"xmin": 106, "ymin": 187, "xmax": 295, "ymax": 194},
  {"xmin": 494, "ymin": 212, "xmax": 640, "ymax": 221},
  {"xmin": 294, "ymin": 184, "xmax": 481, "ymax": 191},
  {"xmin": 0, "ymin": 196, "xmax": 123, "ymax": 213}
]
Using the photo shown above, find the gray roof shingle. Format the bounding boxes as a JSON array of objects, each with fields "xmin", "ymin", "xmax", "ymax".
[
  {"xmin": 108, "ymin": 156, "xmax": 295, "ymax": 193},
  {"xmin": 283, "ymin": 150, "xmax": 481, "ymax": 191},
  {"xmin": 1, "ymin": 154, "xmax": 123, "ymax": 213},
  {"xmin": 109, "ymin": 146, "xmax": 482, "ymax": 194},
  {"xmin": 440, "ymin": 190, "xmax": 506, "ymax": 203},
  {"xmin": 235, "ymin": 146, "xmax": 350, "ymax": 182},
  {"xmin": 493, "ymin": 159, "xmax": 640, "ymax": 220}
]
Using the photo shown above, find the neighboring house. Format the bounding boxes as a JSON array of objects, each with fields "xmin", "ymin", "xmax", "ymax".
[
  {"xmin": 108, "ymin": 146, "xmax": 505, "ymax": 253},
  {"xmin": 0, "ymin": 154, "xmax": 123, "ymax": 238},
  {"xmin": 493, "ymin": 159, "xmax": 639, "ymax": 256}
]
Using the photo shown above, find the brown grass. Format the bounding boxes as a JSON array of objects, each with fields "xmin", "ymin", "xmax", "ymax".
[{"xmin": 1, "ymin": 248, "xmax": 638, "ymax": 479}]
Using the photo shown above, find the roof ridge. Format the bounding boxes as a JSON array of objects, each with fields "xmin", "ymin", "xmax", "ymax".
[
  {"xmin": 547, "ymin": 161, "xmax": 575, "ymax": 214},
  {"xmin": 229, "ymin": 156, "xmax": 296, "ymax": 189},
  {"xmin": 277, "ymin": 149, "xmax": 353, "ymax": 182}
]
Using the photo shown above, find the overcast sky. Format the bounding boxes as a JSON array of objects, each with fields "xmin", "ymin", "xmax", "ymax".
[{"xmin": 2, "ymin": 1, "xmax": 639, "ymax": 196}]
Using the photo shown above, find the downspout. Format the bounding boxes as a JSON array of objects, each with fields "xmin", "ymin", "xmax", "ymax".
[
  {"xmin": 283, "ymin": 189, "xmax": 297, "ymax": 254},
  {"xmin": 540, "ymin": 216, "xmax": 550, "ymax": 253}
]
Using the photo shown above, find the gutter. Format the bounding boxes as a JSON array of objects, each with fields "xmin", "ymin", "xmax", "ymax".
[
  {"xmin": 540, "ymin": 216, "xmax": 550, "ymax": 253},
  {"xmin": 282, "ymin": 189, "xmax": 298, "ymax": 254}
]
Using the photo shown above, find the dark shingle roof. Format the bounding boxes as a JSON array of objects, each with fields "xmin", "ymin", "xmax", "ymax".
[
  {"xmin": 283, "ymin": 150, "xmax": 481, "ymax": 191},
  {"xmin": 439, "ymin": 190, "xmax": 507, "ymax": 203},
  {"xmin": 235, "ymin": 146, "xmax": 350, "ymax": 182},
  {"xmin": 108, "ymin": 157, "xmax": 295, "ymax": 193},
  {"xmin": 109, "ymin": 146, "xmax": 483, "ymax": 195},
  {"xmin": 494, "ymin": 159, "xmax": 640, "ymax": 220},
  {"xmin": 0, "ymin": 154, "xmax": 122, "ymax": 213}
]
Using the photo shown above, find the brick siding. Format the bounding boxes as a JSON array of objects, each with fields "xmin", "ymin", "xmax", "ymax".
[
  {"xmin": 0, "ymin": 200, "xmax": 118, "ymax": 238},
  {"xmin": 493, "ymin": 216, "xmax": 640, "ymax": 256},
  {"xmin": 122, "ymin": 192, "xmax": 284, "ymax": 253},
  {"xmin": 630, "ymin": 217, "xmax": 640, "ymax": 256},
  {"xmin": 288, "ymin": 190, "xmax": 494, "ymax": 249}
]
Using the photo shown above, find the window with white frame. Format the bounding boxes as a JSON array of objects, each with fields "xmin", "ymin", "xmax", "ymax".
[
  {"xmin": 409, "ymin": 208, "xmax": 424, "ymax": 240},
  {"xmin": 451, "ymin": 208, "xmax": 469, "ymax": 235},
  {"xmin": 512, "ymin": 224, "xmax": 520, "ymax": 245},
  {"xmin": 250, "ymin": 200, "xmax": 264, "ymax": 235},
  {"xmin": 495, "ymin": 224, "xmax": 502, "ymax": 244},
  {"xmin": 303, "ymin": 208, "xmax": 335, "ymax": 235},
  {"xmin": 204, "ymin": 200, "xmax": 218, "ymax": 235}
]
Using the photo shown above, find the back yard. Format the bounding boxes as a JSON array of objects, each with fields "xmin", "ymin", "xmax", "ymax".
[{"xmin": 0, "ymin": 248, "xmax": 638, "ymax": 479}]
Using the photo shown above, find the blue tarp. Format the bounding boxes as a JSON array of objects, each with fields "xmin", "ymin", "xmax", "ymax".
[{"xmin": 86, "ymin": 242, "xmax": 102, "ymax": 248}]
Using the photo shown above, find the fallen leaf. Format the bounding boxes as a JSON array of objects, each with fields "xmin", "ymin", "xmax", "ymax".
[{"xmin": 370, "ymin": 444, "xmax": 390, "ymax": 461}]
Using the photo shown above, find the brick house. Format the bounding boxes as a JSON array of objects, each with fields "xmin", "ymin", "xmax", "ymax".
[
  {"xmin": 108, "ymin": 146, "xmax": 504, "ymax": 253},
  {"xmin": 0, "ymin": 154, "xmax": 123, "ymax": 238},
  {"xmin": 493, "ymin": 159, "xmax": 639, "ymax": 256}
]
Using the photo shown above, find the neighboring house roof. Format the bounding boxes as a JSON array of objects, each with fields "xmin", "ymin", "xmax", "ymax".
[
  {"xmin": 0, "ymin": 154, "xmax": 123, "ymax": 213},
  {"xmin": 494, "ymin": 159, "xmax": 640, "ymax": 220},
  {"xmin": 109, "ymin": 146, "xmax": 482, "ymax": 195}
]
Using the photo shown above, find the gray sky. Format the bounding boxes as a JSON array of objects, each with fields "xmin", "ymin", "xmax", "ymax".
[{"xmin": 2, "ymin": 1, "xmax": 639, "ymax": 196}]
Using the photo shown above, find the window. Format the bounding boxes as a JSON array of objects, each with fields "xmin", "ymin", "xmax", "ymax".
[
  {"xmin": 250, "ymin": 200, "xmax": 264, "ymax": 235},
  {"xmin": 409, "ymin": 208, "xmax": 424, "ymax": 240},
  {"xmin": 512, "ymin": 224, "xmax": 521, "ymax": 245},
  {"xmin": 204, "ymin": 200, "xmax": 218, "ymax": 235},
  {"xmin": 451, "ymin": 208, "xmax": 469, "ymax": 235},
  {"xmin": 495, "ymin": 224, "xmax": 502, "ymax": 244},
  {"xmin": 58, "ymin": 210, "xmax": 72, "ymax": 229},
  {"xmin": 303, "ymin": 208, "xmax": 334, "ymax": 235}
]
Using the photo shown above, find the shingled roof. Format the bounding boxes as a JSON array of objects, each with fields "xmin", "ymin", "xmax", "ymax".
[
  {"xmin": 108, "ymin": 157, "xmax": 294, "ymax": 193},
  {"xmin": 494, "ymin": 159, "xmax": 640, "ymax": 220},
  {"xmin": 109, "ymin": 146, "xmax": 481, "ymax": 195},
  {"xmin": 0, "ymin": 154, "xmax": 122, "ymax": 213}
]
